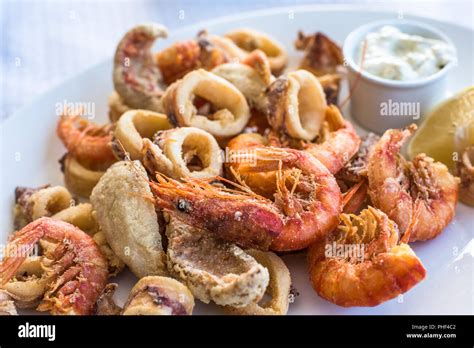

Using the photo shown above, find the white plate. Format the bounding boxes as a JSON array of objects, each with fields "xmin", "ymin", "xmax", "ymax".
[{"xmin": 1, "ymin": 6, "xmax": 473, "ymax": 315}]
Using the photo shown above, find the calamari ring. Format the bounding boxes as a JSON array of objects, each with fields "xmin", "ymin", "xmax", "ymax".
[
  {"xmin": 108, "ymin": 91, "xmax": 132, "ymax": 123},
  {"xmin": 0, "ymin": 290, "xmax": 17, "ymax": 315},
  {"xmin": 113, "ymin": 23, "xmax": 167, "ymax": 111},
  {"xmin": 225, "ymin": 250, "xmax": 291, "ymax": 315},
  {"xmin": 51, "ymin": 203, "xmax": 98, "ymax": 235},
  {"xmin": 161, "ymin": 69, "xmax": 250, "ymax": 137},
  {"xmin": 166, "ymin": 217, "xmax": 268, "ymax": 307},
  {"xmin": 13, "ymin": 186, "xmax": 72, "ymax": 229},
  {"xmin": 204, "ymin": 33, "xmax": 248, "ymax": 62},
  {"xmin": 212, "ymin": 50, "xmax": 274, "ymax": 112},
  {"xmin": 122, "ymin": 276, "xmax": 194, "ymax": 315},
  {"xmin": 114, "ymin": 109, "xmax": 172, "ymax": 160},
  {"xmin": 1, "ymin": 257, "xmax": 49, "ymax": 309},
  {"xmin": 308, "ymin": 207, "xmax": 426, "ymax": 307},
  {"xmin": 63, "ymin": 154, "xmax": 104, "ymax": 197},
  {"xmin": 267, "ymin": 70, "xmax": 327, "ymax": 141},
  {"xmin": 225, "ymin": 29, "xmax": 288, "ymax": 75},
  {"xmin": 142, "ymin": 126, "xmax": 223, "ymax": 179}
]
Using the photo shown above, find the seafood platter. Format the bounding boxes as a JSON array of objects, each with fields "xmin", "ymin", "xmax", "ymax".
[{"xmin": 0, "ymin": 8, "xmax": 472, "ymax": 315}]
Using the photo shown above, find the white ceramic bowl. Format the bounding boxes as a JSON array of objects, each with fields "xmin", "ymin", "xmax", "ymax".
[{"xmin": 343, "ymin": 19, "xmax": 457, "ymax": 134}]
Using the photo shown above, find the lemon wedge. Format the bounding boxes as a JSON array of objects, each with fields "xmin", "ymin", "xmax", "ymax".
[{"xmin": 408, "ymin": 86, "xmax": 474, "ymax": 169}]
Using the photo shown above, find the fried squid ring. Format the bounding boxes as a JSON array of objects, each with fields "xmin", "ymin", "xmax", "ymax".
[
  {"xmin": 113, "ymin": 23, "xmax": 167, "ymax": 112},
  {"xmin": 161, "ymin": 69, "xmax": 250, "ymax": 137},
  {"xmin": 1, "ymin": 257, "xmax": 49, "ymax": 308},
  {"xmin": 0, "ymin": 290, "xmax": 17, "ymax": 315},
  {"xmin": 212, "ymin": 50, "xmax": 274, "ymax": 112},
  {"xmin": 13, "ymin": 186, "xmax": 72, "ymax": 230},
  {"xmin": 308, "ymin": 207, "xmax": 426, "ymax": 307},
  {"xmin": 225, "ymin": 29, "xmax": 288, "ymax": 75},
  {"xmin": 166, "ymin": 217, "xmax": 268, "ymax": 307},
  {"xmin": 51, "ymin": 203, "xmax": 98, "ymax": 235},
  {"xmin": 108, "ymin": 91, "xmax": 132, "ymax": 123},
  {"xmin": 267, "ymin": 70, "xmax": 327, "ymax": 141},
  {"xmin": 114, "ymin": 109, "xmax": 172, "ymax": 160},
  {"xmin": 63, "ymin": 154, "xmax": 104, "ymax": 197},
  {"xmin": 142, "ymin": 127, "xmax": 223, "ymax": 179},
  {"xmin": 122, "ymin": 276, "xmax": 194, "ymax": 315},
  {"xmin": 225, "ymin": 250, "xmax": 291, "ymax": 315}
]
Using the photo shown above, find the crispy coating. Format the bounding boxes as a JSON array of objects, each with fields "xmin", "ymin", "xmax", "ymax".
[{"xmin": 90, "ymin": 161, "xmax": 166, "ymax": 278}]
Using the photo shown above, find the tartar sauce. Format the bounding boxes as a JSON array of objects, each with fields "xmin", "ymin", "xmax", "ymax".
[{"xmin": 359, "ymin": 26, "xmax": 455, "ymax": 81}]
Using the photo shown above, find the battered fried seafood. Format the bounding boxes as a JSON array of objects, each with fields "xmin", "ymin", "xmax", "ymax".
[
  {"xmin": 455, "ymin": 145, "xmax": 474, "ymax": 206},
  {"xmin": 114, "ymin": 109, "xmax": 172, "ymax": 160},
  {"xmin": 122, "ymin": 276, "xmax": 194, "ymax": 315},
  {"xmin": 156, "ymin": 31, "xmax": 230, "ymax": 85},
  {"xmin": 225, "ymin": 29, "xmax": 288, "ymax": 75},
  {"xmin": 13, "ymin": 185, "xmax": 72, "ymax": 230},
  {"xmin": 267, "ymin": 70, "xmax": 328, "ymax": 141},
  {"xmin": 113, "ymin": 23, "xmax": 167, "ymax": 111},
  {"xmin": 57, "ymin": 114, "xmax": 116, "ymax": 170},
  {"xmin": 108, "ymin": 91, "xmax": 132, "ymax": 122},
  {"xmin": 142, "ymin": 127, "xmax": 223, "ymax": 179},
  {"xmin": 151, "ymin": 147, "xmax": 342, "ymax": 251},
  {"xmin": 336, "ymin": 133, "xmax": 380, "ymax": 213},
  {"xmin": 0, "ymin": 290, "xmax": 18, "ymax": 315},
  {"xmin": 212, "ymin": 50, "xmax": 274, "ymax": 112},
  {"xmin": 90, "ymin": 161, "xmax": 166, "ymax": 278},
  {"xmin": 308, "ymin": 207, "xmax": 426, "ymax": 307},
  {"xmin": 0, "ymin": 218, "xmax": 108, "ymax": 314},
  {"xmin": 368, "ymin": 125, "xmax": 459, "ymax": 242},
  {"xmin": 303, "ymin": 105, "xmax": 360, "ymax": 175},
  {"xmin": 62, "ymin": 154, "xmax": 105, "ymax": 197},
  {"xmin": 295, "ymin": 31, "xmax": 344, "ymax": 77},
  {"xmin": 166, "ymin": 217, "xmax": 268, "ymax": 307},
  {"xmin": 161, "ymin": 69, "xmax": 250, "ymax": 137},
  {"xmin": 225, "ymin": 250, "xmax": 291, "ymax": 315}
]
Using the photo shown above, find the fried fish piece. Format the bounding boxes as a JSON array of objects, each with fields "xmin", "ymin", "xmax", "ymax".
[{"xmin": 91, "ymin": 161, "xmax": 166, "ymax": 278}]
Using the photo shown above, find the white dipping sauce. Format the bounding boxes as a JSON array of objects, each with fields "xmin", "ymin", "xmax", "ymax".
[{"xmin": 359, "ymin": 26, "xmax": 456, "ymax": 81}]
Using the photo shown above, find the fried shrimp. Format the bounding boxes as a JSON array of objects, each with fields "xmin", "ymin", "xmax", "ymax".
[
  {"xmin": 0, "ymin": 218, "xmax": 108, "ymax": 315},
  {"xmin": 267, "ymin": 70, "xmax": 328, "ymax": 141},
  {"xmin": 56, "ymin": 114, "xmax": 116, "ymax": 170},
  {"xmin": 113, "ymin": 23, "xmax": 168, "ymax": 111},
  {"xmin": 161, "ymin": 69, "xmax": 250, "ymax": 137},
  {"xmin": 113, "ymin": 109, "xmax": 172, "ymax": 160},
  {"xmin": 367, "ymin": 125, "xmax": 459, "ymax": 242},
  {"xmin": 303, "ymin": 105, "xmax": 360, "ymax": 175},
  {"xmin": 308, "ymin": 207, "xmax": 426, "ymax": 307},
  {"xmin": 151, "ymin": 147, "xmax": 342, "ymax": 251},
  {"xmin": 225, "ymin": 29, "xmax": 288, "ymax": 75}
]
